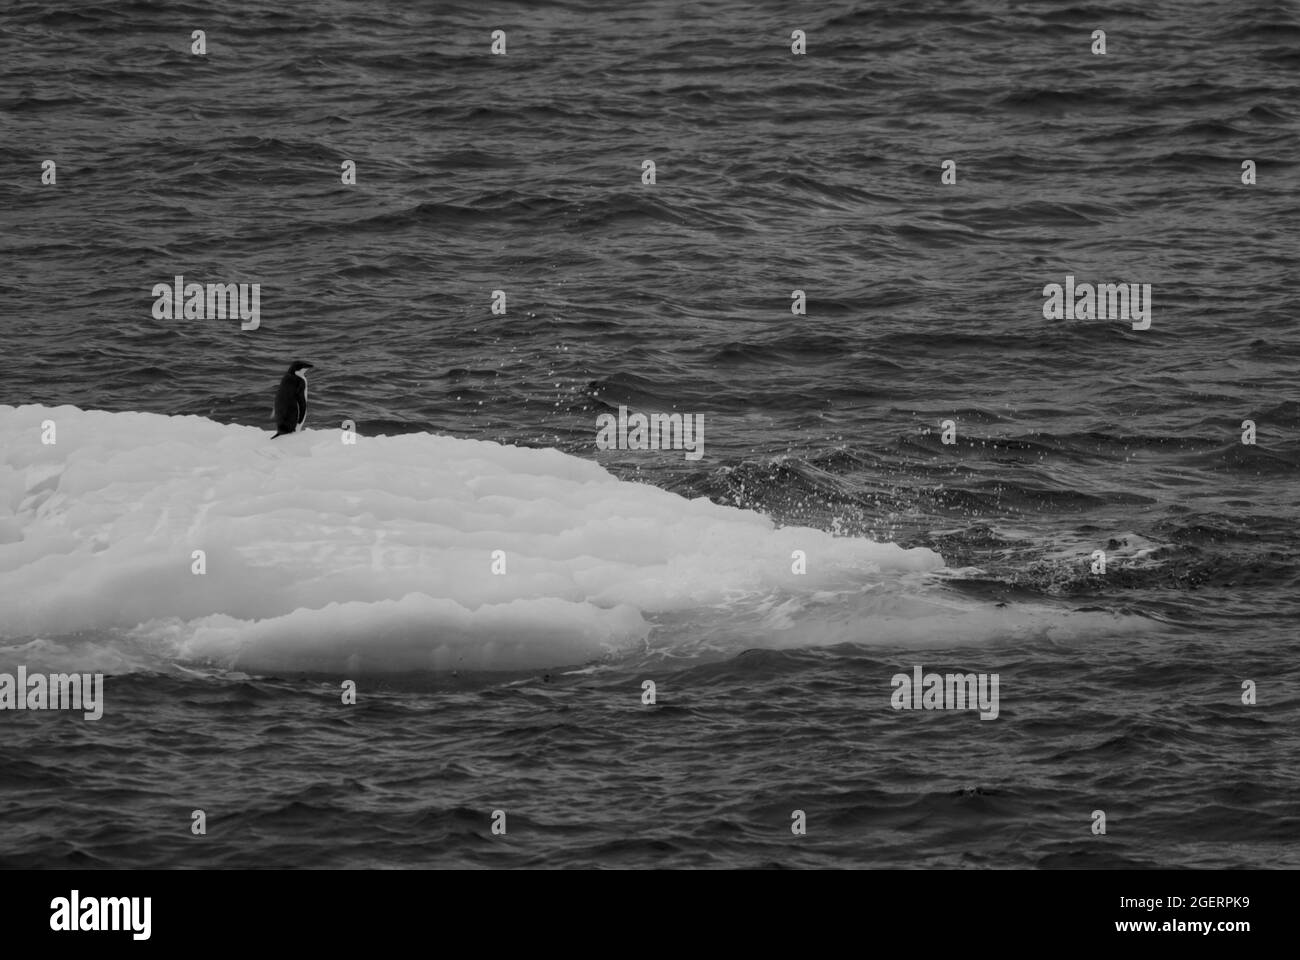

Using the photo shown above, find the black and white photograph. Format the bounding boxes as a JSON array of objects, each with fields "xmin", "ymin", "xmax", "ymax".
[{"xmin": 0, "ymin": 0, "xmax": 1293, "ymax": 940}]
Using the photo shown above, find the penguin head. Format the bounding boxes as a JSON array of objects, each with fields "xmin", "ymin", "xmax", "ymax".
[{"xmin": 289, "ymin": 360, "xmax": 314, "ymax": 378}]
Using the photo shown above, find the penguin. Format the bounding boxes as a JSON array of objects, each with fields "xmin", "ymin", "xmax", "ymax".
[{"xmin": 272, "ymin": 361, "xmax": 313, "ymax": 437}]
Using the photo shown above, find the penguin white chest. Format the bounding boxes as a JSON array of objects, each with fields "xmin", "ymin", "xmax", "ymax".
[{"xmin": 295, "ymin": 370, "xmax": 308, "ymax": 431}]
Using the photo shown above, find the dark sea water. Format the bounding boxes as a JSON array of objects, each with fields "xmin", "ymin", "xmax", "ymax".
[{"xmin": 1, "ymin": 0, "xmax": 1298, "ymax": 869}]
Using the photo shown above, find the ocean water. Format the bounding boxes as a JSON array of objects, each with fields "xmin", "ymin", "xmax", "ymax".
[{"xmin": 1, "ymin": 0, "xmax": 1298, "ymax": 869}]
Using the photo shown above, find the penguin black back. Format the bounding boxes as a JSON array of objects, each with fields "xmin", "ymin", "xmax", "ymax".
[{"xmin": 272, "ymin": 361, "xmax": 313, "ymax": 438}]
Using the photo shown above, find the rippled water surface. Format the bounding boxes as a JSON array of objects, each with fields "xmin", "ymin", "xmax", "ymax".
[{"xmin": 1, "ymin": 0, "xmax": 1297, "ymax": 868}]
